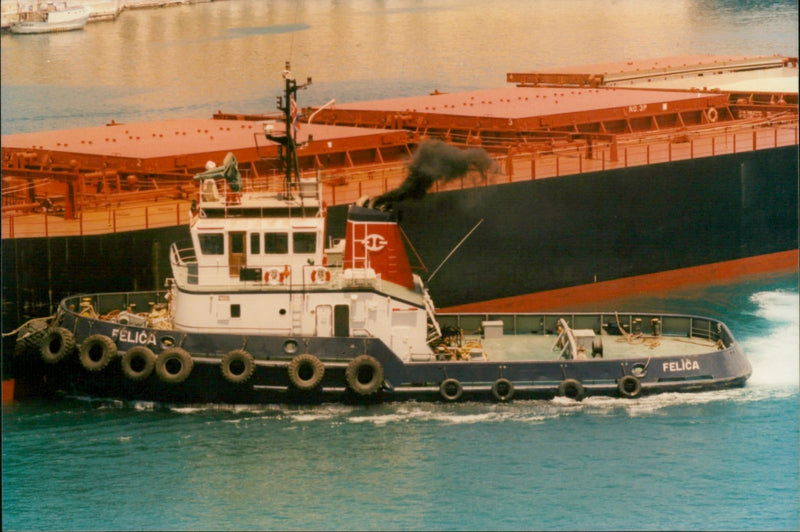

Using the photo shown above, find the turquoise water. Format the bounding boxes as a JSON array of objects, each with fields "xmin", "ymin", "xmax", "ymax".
[
  {"xmin": 2, "ymin": 0, "xmax": 799, "ymax": 530},
  {"xmin": 3, "ymin": 275, "xmax": 798, "ymax": 531}
]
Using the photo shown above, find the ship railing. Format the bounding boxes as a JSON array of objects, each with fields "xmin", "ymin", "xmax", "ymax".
[
  {"xmin": 435, "ymin": 312, "xmax": 732, "ymax": 347},
  {"xmin": 166, "ymin": 260, "xmax": 388, "ymax": 293},
  {"xmin": 314, "ymin": 118, "xmax": 798, "ymax": 207},
  {"xmin": 60, "ymin": 290, "xmax": 169, "ymax": 319},
  {"xmin": 169, "ymin": 242, "xmax": 199, "ymax": 285},
  {"xmin": 3, "ymin": 119, "xmax": 796, "ymax": 239}
]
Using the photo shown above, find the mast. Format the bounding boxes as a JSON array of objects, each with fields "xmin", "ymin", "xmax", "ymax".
[{"xmin": 266, "ymin": 61, "xmax": 312, "ymax": 197}]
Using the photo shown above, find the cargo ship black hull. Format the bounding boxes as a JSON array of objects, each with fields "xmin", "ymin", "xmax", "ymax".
[{"xmin": 3, "ymin": 145, "xmax": 797, "ymax": 333}]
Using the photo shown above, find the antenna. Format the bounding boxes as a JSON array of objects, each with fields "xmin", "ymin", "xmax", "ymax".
[
  {"xmin": 427, "ymin": 218, "xmax": 484, "ymax": 283},
  {"xmin": 265, "ymin": 61, "xmax": 311, "ymax": 196}
]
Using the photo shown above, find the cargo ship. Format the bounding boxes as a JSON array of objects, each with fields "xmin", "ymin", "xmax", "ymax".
[
  {"xmin": 7, "ymin": 69, "xmax": 753, "ymax": 404},
  {"xmin": 2, "ymin": 55, "xmax": 797, "ymax": 328}
]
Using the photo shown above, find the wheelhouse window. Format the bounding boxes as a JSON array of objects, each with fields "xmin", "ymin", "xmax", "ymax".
[
  {"xmin": 264, "ymin": 232, "xmax": 288, "ymax": 254},
  {"xmin": 293, "ymin": 232, "xmax": 316, "ymax": 254},
  {"xmin": 250, "ymin": 233, "xmax": 261, "ymax": 254},
  {"xmin": 198, "ymin": 233, "xmax": 224, "ymax": 255}
]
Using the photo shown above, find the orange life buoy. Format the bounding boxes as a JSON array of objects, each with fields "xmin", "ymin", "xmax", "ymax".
[
  {"xmin": 310, "ymin": 266, "xmax": 330, "ymax": 284},
  {"xmin": 265, "ymin": 267, "xmax": 281, "ymax": 285}
]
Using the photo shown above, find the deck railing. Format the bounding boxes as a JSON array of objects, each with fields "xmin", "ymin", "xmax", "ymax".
[{"xmin": 3, "ymin": 120, "xmax": 797, "ymax": 240}]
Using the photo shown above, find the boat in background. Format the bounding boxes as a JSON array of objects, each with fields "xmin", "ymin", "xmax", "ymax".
[{"xmin": 9, "ymin": 1, "xmax": 90, "ymax": 34}]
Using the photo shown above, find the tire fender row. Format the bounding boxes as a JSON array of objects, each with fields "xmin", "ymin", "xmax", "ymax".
[{"xmin": 33, "ymin": 330, "xmax": 645, "ymax": 399}]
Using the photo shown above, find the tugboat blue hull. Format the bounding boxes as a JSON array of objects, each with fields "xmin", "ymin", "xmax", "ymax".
[{"xmin": 11, "ymin": 291, "xmax": 752, "ymax": 404}]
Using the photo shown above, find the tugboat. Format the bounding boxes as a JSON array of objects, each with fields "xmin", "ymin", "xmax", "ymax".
[{"xmin": 10, "ymin": 67, "xmax": 752, "ymax": 404}]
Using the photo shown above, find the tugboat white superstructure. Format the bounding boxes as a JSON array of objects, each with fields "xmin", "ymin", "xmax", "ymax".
[{"xmin": 11, "ymin": 68, "xmax": 752, "ymax": 404}]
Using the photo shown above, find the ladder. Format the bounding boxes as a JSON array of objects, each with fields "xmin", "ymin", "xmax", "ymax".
[
  {"xmin": 291, "ymin": 293, "xmax": 304, "ymax": 334},
  {"xmin": 423, "ymin": 290, "xmax": 441, "ymax": 344}
]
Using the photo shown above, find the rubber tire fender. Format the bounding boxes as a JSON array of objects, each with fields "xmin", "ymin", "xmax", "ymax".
[
  {"xmin": 618, "ymin": 375, "xmax": 642, "ymax": 398},
  {"xmin": 41, "ymin": 327, "xmax": 76, "ymax": 364},
  {"xmin": 155, "ymin": 347, "xmax": 194, "ymax": 384},
  {"xmin": 15, "ymin": 319, "xmax": 49, "ymax": 357},
  {"xmin": 121, "ymin": 346, "xmax": 156, "ymax": 381},
  {"xmin": 220, "ymin": 349, "xmax": 256, "ymax": 384},
  {"xmin": 345, "ymin": 355, "xmax": 384, "ymax": 396},
  {"xmin": 79, "ymin": 334, "xmax": 118, "ymax": 372},
  {"xmin": 439, "ymin": 378, "xmax": 463, "ymax": 402},
  {"xmin": 288, "ymin": 353, "xmax": 325, "ymax": 391},
  {"xmin": 558, "ymin": 378, "xmax": 586, "ymax": 401},
  {"xmin": 491, "ymin": 378, "xmax": 514, "ymax": 402}
]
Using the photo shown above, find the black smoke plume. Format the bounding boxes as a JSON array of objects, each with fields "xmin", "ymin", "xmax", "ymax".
[{"xmin": 371, "ymin": 140, "xmax": 496, "ymax": 209}]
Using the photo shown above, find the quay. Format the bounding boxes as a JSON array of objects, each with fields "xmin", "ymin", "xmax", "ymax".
[{"xmin": 1, "ymin": 0, "xmax": 221, "ymax": 28}]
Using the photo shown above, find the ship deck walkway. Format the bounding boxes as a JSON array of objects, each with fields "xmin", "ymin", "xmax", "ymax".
[
  {"xmin": 3, "ymin": 118, "xmax": 797, "ymax": 240},
  {"xmin": 471, "ymin": 333, "xmax": 720, "ymax": 362}
]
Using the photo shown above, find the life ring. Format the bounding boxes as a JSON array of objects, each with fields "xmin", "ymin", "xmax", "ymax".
[
  {"xmin": 288, "ymin": 353, "xmax": 325, "ymax": 391},
  {"xmin": 121, "ymin": 346, "xmax": 156, "ymax": 381},
  {"xmin": 40, "ymin": 327, "xmax": 76, "ymax": 364},
  {"xmin": 155, "ymin": 347, "xmax": 194, "ymax": 384},
  {"xmin": 79, "ymin": 334, "xmax": 118, "ymax": 372},
  {"xmin": 221, "ymin": 349, "xmax": 256, "ymax": 384},
  {"xmin": 707, "ymin": 107, "xmax": 719, "ymax": 123},
  {"xmin": 491, "ymin": 378, "xmax": 514, "ymax": 402},
  {"xmin": 345, "ymin": 355, "xmax": 384, "ymax": 396},
  {"xmin": 558, "ymin": 378, "xmax": 586, "ymax": 401},
  {"xmin": 265, "ymin": 267, "xmax": 282, "ymax": 285},
  {"xmin": 618, "ymin": 375, "xmax": 642, "ymax": 398},
  {"xmin": 439, "ymin": 378, "xmax": 463, "ymax": 402},
  {"xmin": 310, "ymin": 266, "xmax": 331, "ymax": 285}
]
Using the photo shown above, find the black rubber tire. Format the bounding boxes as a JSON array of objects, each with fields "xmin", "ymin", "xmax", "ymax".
[
  {"xmin": 439, "ymin": 378, "xmax": 463, "ymax": 402},
  {"xmin": 79, "ymin": 335, "xmax": 118, "ymax": 372},
  {"xmin": 345, "ymin": 355, "xmax": 384, "ymax": 396},
  {"xmin": 491, "ymin": 378, "xmax": 514, "ymax": 402},
  {"xmin": 155, "ymin": 347, "xmax": 194, "ymax": 384},
  {"xmin": 15, "ymin": 320, "xmax": 49, "ymax": 357},
  {"xmin": 618, "ymin": 375, "xmax": 642, "ymax": 398},
  {"xmin": 288, "ymin": 353, "xmax": 325, "ymax": 391},
  {"xmin": 558, "ymin": 378, "xmax": 586, "ymax": 401},
  {"xmin": 221, "ymin": 349, "xmax": 256, "ymax": 384},
  {"xmin": 40, "ymin": 327, "xmax": 76, "ymax": 364},
  {"xmin": 121, "ymin": 346, "xmax": 156, "ymax": 381}
]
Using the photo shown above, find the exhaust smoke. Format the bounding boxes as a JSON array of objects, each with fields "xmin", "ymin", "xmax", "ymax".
[{"xmin": 371, "ymin": 140, "xmax": 497, "ymax": 209}]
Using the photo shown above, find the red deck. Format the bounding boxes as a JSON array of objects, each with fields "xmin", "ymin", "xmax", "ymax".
[
  {"xmin": 307, "ymin": 86, "xmax": 729, "ymax": 133},
  {"xmin": 2, "ymin": 119, "xmax": 412, "ymax": 174},
  {"xmin": 507, "ymin": 54, "xmax": 795, "ymax": 85}
]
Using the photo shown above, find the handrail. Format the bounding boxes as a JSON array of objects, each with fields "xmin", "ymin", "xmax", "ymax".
[{"xmin": 3, "ymin": 120, "xmax": 797, "ymax": 239}]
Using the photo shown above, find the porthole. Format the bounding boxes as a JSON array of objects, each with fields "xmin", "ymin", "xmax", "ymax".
[
  {"xmin": 160, "ymin": 336, "xmax": 175, "ymax": 349},
  {"xmin": 283, "ymin": 339, "xmax": 298, "ymax": 354}
]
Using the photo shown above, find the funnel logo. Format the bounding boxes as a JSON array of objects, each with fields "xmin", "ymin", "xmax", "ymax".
[{"xmin": 363, "ymin": 234, "xmax": 388, "ymax": 252}]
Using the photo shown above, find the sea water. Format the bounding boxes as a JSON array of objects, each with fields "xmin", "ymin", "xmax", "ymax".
[
  {"xmin": 2, "ymin": 1, "xmax": 798, "ymax": 530},
  {"xmin": 2, "ymin": 275, "xmax": 798, "ymax": 531}
]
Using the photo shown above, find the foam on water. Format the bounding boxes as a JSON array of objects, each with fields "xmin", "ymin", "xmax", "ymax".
[{"xmin": 743, "ymin": 289, "xmax": 799, "ymax": 389}]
